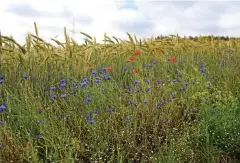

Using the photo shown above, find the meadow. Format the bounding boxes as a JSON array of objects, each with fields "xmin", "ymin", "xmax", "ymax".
[{"xmin": 0, "ymin": 23, "xmax": 240, "ymax": 163}]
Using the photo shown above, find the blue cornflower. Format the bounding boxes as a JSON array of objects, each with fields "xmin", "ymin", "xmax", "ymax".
[
  {"xmin": 88, "ymin": 119, "xmax": 95, "ymax": 124},
  {"xmin": 83, "ymin": 97, "xmax": 91, "ymax": 103},
  {"xmin": 0, "ymin": 143, "xmax": 2, "ymax": 149},
  {"xmin": 50, "ymin": 86, "xmax": 57, "ymax": 91},
  {"xmin": 0, "ymin": 122, "xmax": 4, "ymax": 125},
  {"xmin": 172, "ymin": 79, "xmax": 179, "ymax": 83},
  {"xmin": 156, "ymin": 79, "xmax": 163, "ymax": 84},
  {"xmin": 212, "ymin": 109, "xmax": 216, "ymax": 114},
  {"xmin": 146, "ymin": 87, "xmax": 150, "ymax": 93},
  {"xmin": 124, "ymin": 67, "xmax": 128, "ymax": 71},
  {"xmin": 95, "ymin": 79, "xmax": 101, "ymax": 84},
  {"xmin": 24, "ymin": 75, "xmax": 30, "ymax": 79},
  {"xmin": 93, "ymin": 109, "xmax": 99, "ymax": 114},
  {"xmin": 133, "ymin": 80, "xmax": 138, "ymax": 86},
  {"xmin": 183, "ymin": 82, "xmax": 188, "ymax": 87},
  {"xmin": 0, "ymin": 75, "xmax": 4, "ymax": 79},
  {"xmin": 152, "ymin": 61, "xmax": 156, "ymax": 65},
  {"xmin": 129, "ymin": 100, "xmax": 134, "ymax": 105},
  {"xmin": 170, "ymin": 93, "xmax": 175, "ymax": 99},
  {"xmin": 0, "ymin": 79, "xmax": 3, "ymax": 84},
  {"xmin": 36, "ymin": 120, "xmax": 42, "ymax": 124},
  {"xmin": 50, "ymin": 95, "xmax": 57, "ymax": 99},
  {"xmin": 156, "ymin": 104, "xmax": 161, "ymax": 109},
  {"xmin": 60, "ymin": 83, "xmax": 66, "ymax": 89},
  {"xmin": 144, "ymin": 100, "xmax": 147, "ymax": 104},
  {"xmin": 35, "ymin": 134, "xmax": 41, "ymax": 139},
  {"xmin": 61, "ymin": 115, "xmax": 66, "ymax": 119},
  {"xmin": 60, "ymin": 78, "xmax": 66, "ymax": 83},
  {"xmin": 104, "ymin": 75, "xmax": 111, "ymax": 80},
  {"xmin": 81, "ymin": 82, "xmax": 87, "ymax": 87},
  {"xmin": 179, "ymin": 87, "xmax": 185, "ymax": 91},
  {"xmin": 91, "ymin": 70, "xmax": 97, "ymax": 75},
  {"xmin": 146, "ymin": 79, "xmax": 150, "ymax": 84},
  {"xmin": 109, "ymin": 108, "xmax": 115, "ymax": 113},
  {"xmin": 60, "ymin": 94, "xmax": 67, "ymax": 99},
  {"xmin": 167, "ymin": 58, "xmax": 170, "ymax": 62},
  {"xmin": 98, "ymin": 69, "xmax": 103, "ymax": 74},
  {"xmin": 0, "ymin": 104, "xmax": 7, "ymax": 112},
  {"xmin": 36, "ymin": 109, "xmax": 42, "ymax": 114},
  {"xmin": 126, "ymin": 115, "xmax": 130, "ymax": 121},
  {"xmin": 148, "ymin": 64, "xmax": 152, "ymax": 68},
  {"xmin": 86, "ymin": 113, "xmax": 91, "ymax": 120},
  {"xmin": 200, "ymin": 67, "xmax": 206, "ymax": 74}
]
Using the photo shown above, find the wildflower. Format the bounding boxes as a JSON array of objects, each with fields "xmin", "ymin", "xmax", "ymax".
[
  {"xmin": 0, "ymin": 104, "xmax": 7, "ymax": 112},
  {"xmin": 167, "ymin": 58, "xmax": 170, "ymax": 62},
  {"xmin": 162, "ymin": 120, "xmax": 167, "ymax": 124},
  {"xmin": 36, "ymin": 120, "xmax": 42, "ymax": 124},
  {"xmin": 50, "ymin": 86, "xmax": 57, "ymax": 91},
  {"xmin": 104, "ymin": 75, "xmax": 111, "ymax": 80},
  {"xmin": 60, "ymin": 94, "xmax": 67, "ymax": 99},
  {"xmin": 109, "ymin": 108, "xmax": 115, "ymax": 113},
  {"xmin": 0, "ymin": 79, "xmax": 3, "ymax": 84},
  {"xmin": 130, "ymin": 56, "xmax": 135, "ymax": 62},
  {"xmin": 156, "ymin": 104, "xmax": 161, "ymax": 109},
  {"xmin": 170, "ymin": 93, "xmax": 175, "ymax": 99},
  {"xmin": 93, "ymin": 109, "xmax": 99, "ymax": 114},
  {"xmin": 88, "ymin": 119, "xmax": 95, "ymax": 124},
  {"xmin": 156, "ymin": 79, "xmax": 163, "ymax": 85},
  {"xmin": 98, "ymin": 69, "xmax": 103, "ymax": 74},
  {"xmin": 81, "ymin": 82, "xmax": 87, "ymax": 87},
  {"xmin": 61, "ymin": 115, "xmax": 66, "ymax": 119},
  {"xmin": 67, "ymin": 90, "xmax": 71, "ymax": 94},
  {"xmin": 106, "ymin": 66, "xmax": 112, "ymax": 72},
  {"xmin": 126, "ymin": 115, "xmax": 130, "ymax": 120},
  {"xmin": 36, "ymin": 109, "xmax": 42, "ymax": 114},
  {"xmin": 35, "ymin": 134, "xmax": 41, "ymax": 139},
  {"xmin": 144, "ymin": 100, "xmax": 147, "ymax": 104},
  {"xmin": 0, "ymin": 122, "xmax": 4, "ymax": 125},
  {"xmin": 179, "ymin": 87, "xmax": 185, "ymax": 91},
  {"xmin": 60, "ymin": 82, "xmax": 66, "ymax": 89},
  {"xmin": 0, "ymin": 143, "xmax": 2, "ymax": 149},
  {"xmin": 183, "ymin": 82, "xmax": 188, "ymax": 87},
  {"xmin": 135, "ymin": 50, "xmax": 140, "ymax": 56},
  {"xmin": 24, "ymin": 75, "xmax": 30, "ymax": 79},
  {"xmin": 85, "ymin": 113, "xmax": 91, "ymax": 120},
  {"xmin": 83, "ymin": 97, "xmax": 91, "ymax": 103},
  {"xmin": 134, "ymin": 69, "xmax": 139, "ymax": 74},
  {"xmin": 0, "ymin": 75, "xmax": 4, "ymax": 79},
  {"xmin": 211, "ymin": 109, "xmax": 216, "ymax": 114},
  {"xmin": 200, "ymin": 67, "xmax": 206, "ymax": 74},
  {"xmin": 133, "ymin": 80, "xmax": 138, "ymax": 86},
  {"xmin": 50, "ymin": 95, "xmax": 57, "ymax": 99},
  {"xmin": 170, "ymin": 56, "xmax": 176, "ymax": 63},
  {"xmin": 146, "ymin": 79, "xmax": 150, "ymax": 84},
  {"xmin": 129, "ymin": 100, "xmax": 134, "ymax": 105},
  {"xmin": 124, "ymin": 67, "xmax": 128, "ymax": 71},
  {"xmin": 91, "ymin": 70, "xmax": 97, "ymax": 75},
  {"xmin": 152, "ymin": 61, "xmax": 156, "ymax": 65},
  {"xmin": 146, "ymin": 87, "xmax": 150, "ymax": 93},
  {"xmin": 148, "ymin": 64, "xmax": 152, "ymax": 68},
  {"xmin": 95, "ymin": 79, "xmax": 101, "ymax": 84}
]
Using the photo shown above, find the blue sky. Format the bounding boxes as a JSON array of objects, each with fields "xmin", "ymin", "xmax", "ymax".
[{"xmin": 0, "ymin": 0, "xmax": 240, "ymax": 45}]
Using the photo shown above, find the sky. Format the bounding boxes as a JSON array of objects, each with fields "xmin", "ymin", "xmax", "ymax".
[{"xmin": 0, "ymin": 0, "xmax": 240, "ymax": 45}]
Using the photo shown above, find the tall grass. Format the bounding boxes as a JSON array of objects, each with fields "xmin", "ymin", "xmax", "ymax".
[{"xmin": 0, "ymin": 23, "xmax": 240, "ymax": 163}]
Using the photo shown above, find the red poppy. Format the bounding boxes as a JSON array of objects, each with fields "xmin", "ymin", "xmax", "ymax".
[
  {"xmin": 134, "ymin": 68, "xmax": 139, "ymax": 74},
  {"xmin": 170, "ymin": 56, "xmax": 176, "ymax": 63},
  {"xmin": 135, "ymin": 50, "xmax": 140, "ymax": 56},
  {"xmin": 106, "ymin": 66, "xmax": 112, "ymax": 71},
  {"xmin": 130, "ymin": 56, "xmax": 135, "ymax": 62}
]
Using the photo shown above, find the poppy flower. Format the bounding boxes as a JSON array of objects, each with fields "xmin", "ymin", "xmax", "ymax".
[
  {"xmin": 133, "ymin": 69, "xmax": 139, "ymax": 74},
  {"xmin": 130, "ymin": 56, "xmax": 135, "ymax": 62},
  {"xmin": 135, "ymin": 50, "xmax": 140, "ymax": 56},
  {"xmin": 170, "ymin": 56, "xmax": 176, "ymax": 63},
  {"xmin": 106, "ymin": 66, "xmax": 112, "ymax": 71}
]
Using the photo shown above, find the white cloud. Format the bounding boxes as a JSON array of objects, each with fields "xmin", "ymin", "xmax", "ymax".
[{"xmin": 0, "ymin": 0, "xmax": 240, "ymax": 45}]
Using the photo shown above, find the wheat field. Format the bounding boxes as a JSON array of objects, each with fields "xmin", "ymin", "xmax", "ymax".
[{"xmin": 0, "ymin": 23, "xmax": 240, "ymax": 163}]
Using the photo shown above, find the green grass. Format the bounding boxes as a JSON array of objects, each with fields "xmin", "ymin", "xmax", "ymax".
[{"xmin": 0, "ymin": 29, "xmax": 240, "ymax": 163}]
